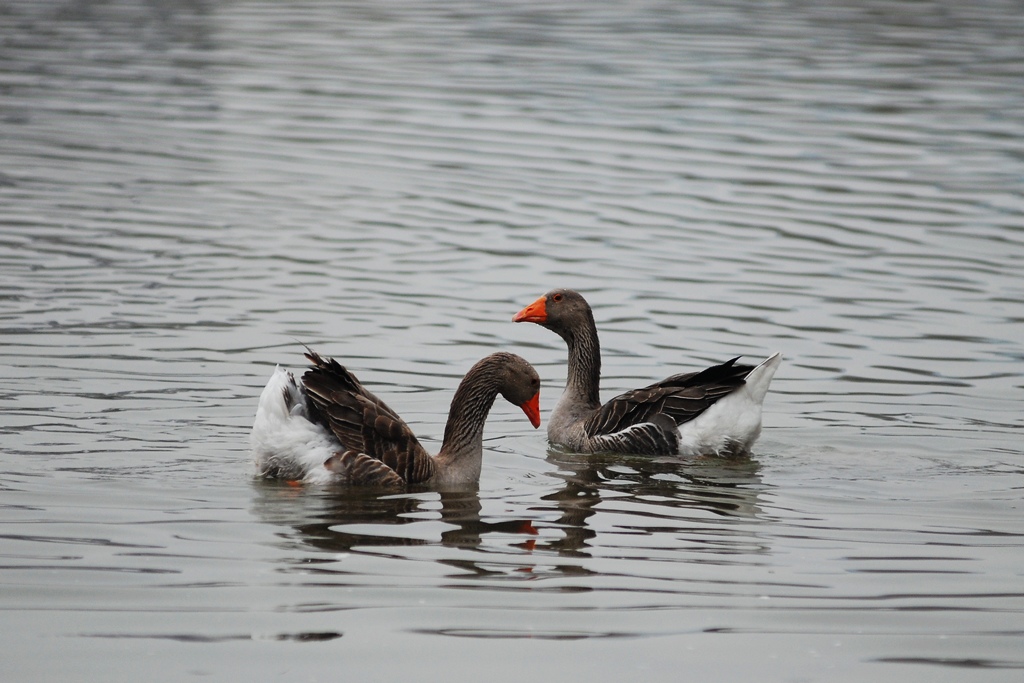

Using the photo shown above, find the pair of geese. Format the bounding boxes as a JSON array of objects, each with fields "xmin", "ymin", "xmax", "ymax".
[{"xmin": 251, "ymin": 289, "xmax": 782, "ymax": 488}]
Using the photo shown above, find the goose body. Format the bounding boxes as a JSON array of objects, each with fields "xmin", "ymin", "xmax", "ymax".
[
  {"xmin": 513, "ymin": 289, "xmax": 780, "ymax": 457},
  {"xmin": 251, "ymin": 350, "xmax": 541, "ymax": 487}
]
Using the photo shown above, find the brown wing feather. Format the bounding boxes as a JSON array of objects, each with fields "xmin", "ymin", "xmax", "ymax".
[
  {"xmin": 301, "ymin": 351, "xmax": 436, "ymax": 484},
  {"xmin": 584, "ymin": 357, "xmax": 755, "ymax": 437},
  {"xmin": 323, "ymin": 450, "xmax": 406, "ymax": 487}
]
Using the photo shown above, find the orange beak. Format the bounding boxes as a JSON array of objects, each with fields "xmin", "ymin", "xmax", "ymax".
[
  {"xmin": 513, "ymin": 295, "xmax": 547, "ymax": 323},
  {"xmin": 519, "ymin": 392, "xmax": 541, "ymax": 428}
]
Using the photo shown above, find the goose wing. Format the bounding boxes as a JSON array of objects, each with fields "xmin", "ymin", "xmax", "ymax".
[
  {"xmin": 323, "ymin": 450, "xmax": 406, "ymax": 487},
  {"xmin": 585, "ymin": 357, "xmax": 755, "ymax": 436},
  {"xmin": 302, "ymin": 350, "xmax": 436, "ymax": 484}
]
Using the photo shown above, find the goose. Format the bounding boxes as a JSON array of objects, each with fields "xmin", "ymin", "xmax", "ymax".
[
  {"xmin": 251, "ymin": 349, "xmax": 541, "ymax": 487},
  {"xmin": 513, "ymin": 289, "xmax": 780, "ymax": 457}
]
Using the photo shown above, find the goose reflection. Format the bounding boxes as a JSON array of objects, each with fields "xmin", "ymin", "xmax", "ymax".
[
  {"xmin": 537, "ymin": 449, "xmax": 769, "ymax": 558},
  {"xmin": 250, "ymin": 482, "xmax": 538, "ymax": 560},
  {"xmin": 248, "ymin": 449, "xmax": 769, "ymax": 578}
]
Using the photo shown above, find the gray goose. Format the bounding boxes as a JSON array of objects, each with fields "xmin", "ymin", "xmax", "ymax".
[
  {"xmin": 251, "ymin": 350, "xmax": 541, "ymax": 487},
  {"xmin": 513, "ymin": 289, "xmax": 780, "ymax": 457}
]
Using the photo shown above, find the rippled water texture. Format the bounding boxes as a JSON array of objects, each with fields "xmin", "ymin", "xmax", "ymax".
[{"xmin": 2, "ymin": 1, "xmax": 1022, "ymax": 680}]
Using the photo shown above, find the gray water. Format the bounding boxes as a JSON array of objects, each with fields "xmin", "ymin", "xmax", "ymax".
[{"xmin": 2, "ymin": 0, "xmax": 1022, "ymax": 680}]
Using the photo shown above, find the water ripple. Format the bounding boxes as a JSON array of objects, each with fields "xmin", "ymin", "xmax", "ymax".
[{"xmin": 2, "ymin": 0, "xmax": 1023, "ymax": 680}]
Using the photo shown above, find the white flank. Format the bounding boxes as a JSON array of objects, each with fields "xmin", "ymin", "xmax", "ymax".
[
  {"xmin": 676, "ymin": 352, "xmax": 782, "ymax": 457},
  {"xmin": 249, "ymin": 366, "xmax": 338, "ymax": 484}
]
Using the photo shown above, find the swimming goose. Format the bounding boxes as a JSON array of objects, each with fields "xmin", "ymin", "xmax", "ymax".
[
  {"xmin": 513, "ymin": 289, "xmax": 780, "ymax": 457},
  {"xmin": 251, "ymin": 350, "xmax": 541, "ymax": 487}
]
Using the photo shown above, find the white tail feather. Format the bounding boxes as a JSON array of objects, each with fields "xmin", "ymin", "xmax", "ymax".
[
  {"xmin": 676, "ymin": 352, "xmax": 781, "ymax": 457},
  {"xmin": 250, "ymin": 367, "xmax": 338, "ymax": 483}
]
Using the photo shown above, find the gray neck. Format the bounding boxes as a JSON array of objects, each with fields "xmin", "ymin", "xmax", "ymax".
[
  {"xmin": 435, "ymin": 361, "xmax": 501, "ymax": 480},
  {"xmin": 558, "ymin": 310, "xmax": 601, "ymax": 410}
]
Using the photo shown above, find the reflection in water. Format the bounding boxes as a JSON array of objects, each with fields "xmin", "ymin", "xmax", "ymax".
[
  {"xmin": 251, "ymin": 451, "xmax": 767, "ymax": 573},
  {"xmin": 539, "ymin": 450, "xmax": 767, "ymax": 558},
  {"xmin": 251, "ymin": 482, "xmax": 537, "ymax": 559}
]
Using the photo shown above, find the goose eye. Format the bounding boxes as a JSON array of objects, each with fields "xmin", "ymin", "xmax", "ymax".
[{"xmin": 552, "ymin": 293, "xmax": 563, "ymax": 303}]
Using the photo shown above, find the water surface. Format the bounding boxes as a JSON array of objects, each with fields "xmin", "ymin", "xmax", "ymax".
[{"xmin": 2, "ymin": 1, "xmax": 1022, "ymax": 680}]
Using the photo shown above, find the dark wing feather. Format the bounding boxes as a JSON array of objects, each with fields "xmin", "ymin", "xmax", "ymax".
[
  {"xmin": 301, "ymin": 351, "xmax": 436, "ymax": 484},
  {"xmin": 324, "ymin": 450, "xmax": 406, "ymax": 487},
  {"xmin": 586, "ymin": 416, "xmax": 679, "ymax": 455},
  {"xmin": 584, "ymin": 357, "xmax": 756, "ymax": 437}
]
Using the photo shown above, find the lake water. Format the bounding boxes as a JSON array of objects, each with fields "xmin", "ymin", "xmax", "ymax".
[{"xmin": 2, "ymin": 0, "xmax": 1022, "ymax": 680}]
